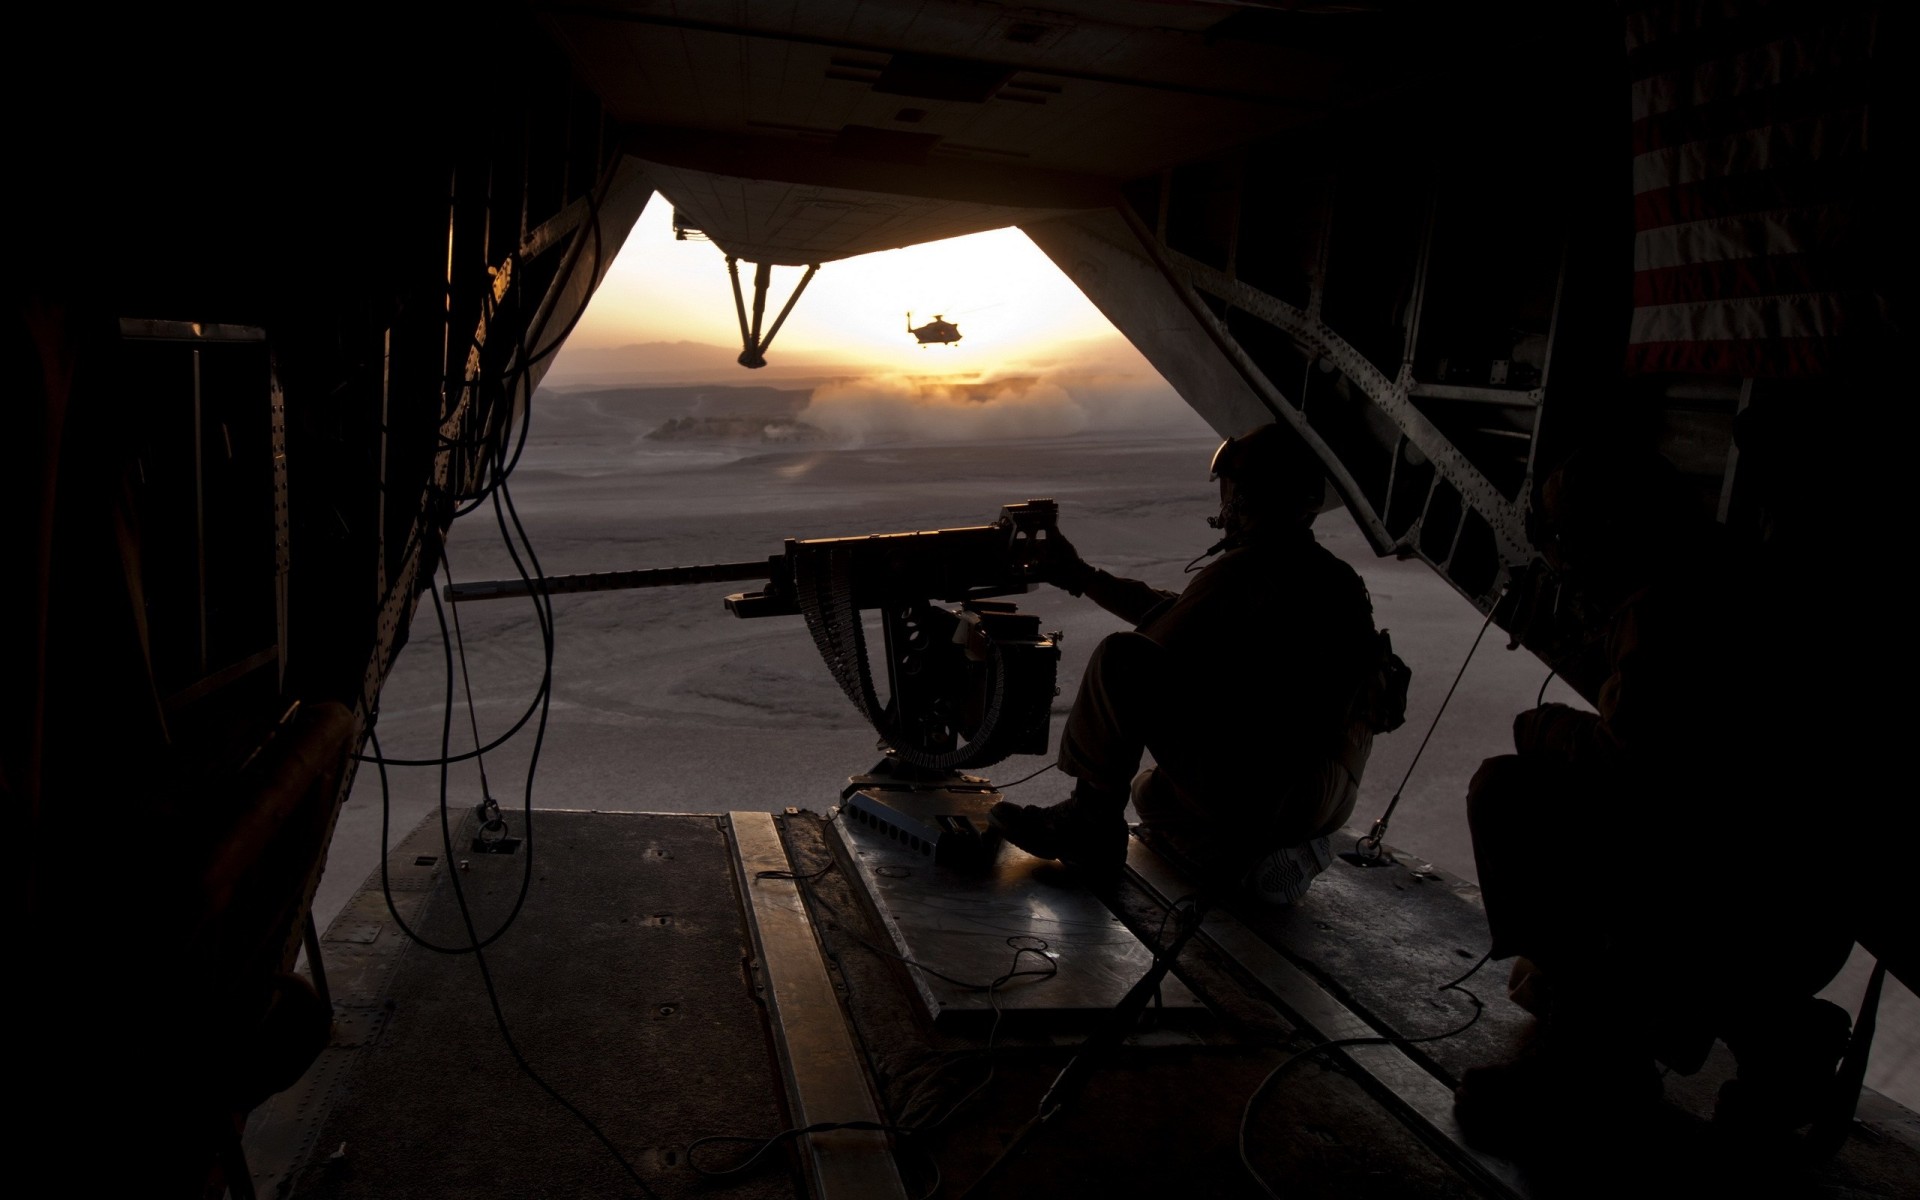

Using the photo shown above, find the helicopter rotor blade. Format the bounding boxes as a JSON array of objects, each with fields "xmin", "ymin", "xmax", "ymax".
[{"xmin": 943, "ymin": 302, "xmax": 1001, "ymax": 319}]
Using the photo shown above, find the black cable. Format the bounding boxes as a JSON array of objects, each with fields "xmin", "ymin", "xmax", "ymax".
[
  {"xmin": 444, "ymin": 473, "xmax": 561, "ymax": 934},
  {"xmin": 1380, "ymin": 601, "xmax": 1498, "ymax": 825},
  {"xmin": 355, "ymin": 689, "xmax": 546, "ymax": 766},
  {"xmin": 445, "ymin": 327, "xmax": 535, "ymax": 516},
  {"xmin": 360, "ymin": 165, "xmax": 607, "ymax": 638},
  {"xmin": 443, "ymin": 556, "xmax": 496, "ymax": 802},
  {"xmin": 358, "ymin": 483, "xmax": 557, "ymax": 768},
  {"xmin": 686, "ymin": 937, "xmax": 1057, "ymax": 1187},
  {"xmin": 356, "ymin": 173, "xmax": 612, "ymax": 1200},
  {"xmin": 355, "ymin": 682, "xmax": 546, "ymax": 765},
  {"xmin": 787, "ymin": 821, "xmax": 1059, "ymax": 1128},
  {"xmin": 724, "ymin": 821, "xmax": 1034, "ymax": 1200},
  {"xmin": 749, "ymin": 807, "xmax": 847, "ymax": 882},
  {"xmin": 993, "ymin": 761, "xmax": 1057, "ymax": 790},
  {"xmin": 956, "ymin": 898, "xmax": 1211, "ymax": 1200},
  {"xmin": 1149, "ymin": 891, "xmax": 1206, "ymax": 951},
  {"xmin": 1183, "ymin": 539, "xmax": 1228, "ymax": 573},
  {"xmin": 784, "ymin": 865, "xmax": 1061, "ymax": 994},
  {"xmin": 1353, "ymin": 594, "xmax": 1501, "ymax": 860},
  {"xmin": 442, "ymin": 166, "xmax": 605, "ymax": 511},
  {"xmin": 444, "ymin": 352, "xmax": 528, "ymax": 518},
  {"xmin": 1237, "ymin": 949, "xmax": 1492, "ymax": 1199},
  {"xmin": 370, "ymin": 723, "xmax": 530, "ymax": 958},
  {"xmin": 417, "ymin": 586, "xmax": 662, "ymax": 1199},
  {"xmin": 371, "ymin": 724, "xmax": 523, "ymax": 954},
  {"xmin": 697, "ymin": 826, "xmax": 1062, "ymax": 1192},
  {"xmin": 686, "ymin": 1119, "xmax": 892, "ymax": 1180},
  {"xmin": 1535, "ymin": 668, "xmax": 1557, "ymax": 708},
  {"xmin": 371, "ymin": 488, "xmax": 554, "ymax": 953},
  {"xmin": 902, "ymin": 937, "xmax": 1054, "ymax": 1133}
]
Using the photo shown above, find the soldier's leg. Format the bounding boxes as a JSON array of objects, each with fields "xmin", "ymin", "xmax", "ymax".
[
  {"xmin": 1466, "ymin": 753, "xmax": 1598, "ymax": 966},
  {"xmin": 1457, "ymin": 755, "xmax": 1667, "ymax": 1158},
  {"xmin": 1716, "ymin": 994, "xmax": 1853, "ymax": 1135},
  {"xmin": 1701, "ymin": 903, "xmax": 1855, "ymax": 1136},
  {"xmin": 991, "ymin": 632, "xmax": 1182, "ymax": 875},
  {"xmin": 1132, "ymin": 756, "xmax": 1348, "ymax": 904},
  {"xmin": 1055, "ymin": 630, "xmax": 1179, "ymax": 793},
  {"xmin": 1069, "ymin": 633, "xmax": 1353, "ymax": 896}
]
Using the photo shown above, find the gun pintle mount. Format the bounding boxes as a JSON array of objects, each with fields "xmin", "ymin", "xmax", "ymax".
[{"xmin": 445, "ymin": 500, "xmax": 1063, "ymax": 771}]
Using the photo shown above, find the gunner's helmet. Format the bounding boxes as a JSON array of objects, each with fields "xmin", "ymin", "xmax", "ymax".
[{"xmin": 1209, "ymin": 422, "xmax": 1327, "ymax": 518}]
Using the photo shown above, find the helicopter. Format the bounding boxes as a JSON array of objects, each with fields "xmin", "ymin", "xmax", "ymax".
[{"xmin": 906, "ymin": 311, "xmax": 962, "ymax": 347}]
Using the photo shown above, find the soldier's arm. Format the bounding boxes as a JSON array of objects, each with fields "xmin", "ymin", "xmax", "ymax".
[
  {"xmin": 1042, "ymin": 530, "xmax": 1177, "ymax": 624},
  {"xmin": 1075, "ymin": 568, "xmax": 1180, "ymax": 626},
  {"xmin": 1514, "ymin": 601, "xmax": 1685, "ymax": 776}
]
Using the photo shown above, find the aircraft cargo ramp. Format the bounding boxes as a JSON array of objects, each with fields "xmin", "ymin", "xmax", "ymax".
[{"xmin": 248, "ymin": 807, "xmax": 1920, "ymax": 1200}]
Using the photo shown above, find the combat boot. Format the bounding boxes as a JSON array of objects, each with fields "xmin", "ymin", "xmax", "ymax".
[
  {"xmin": 988, "ymin": 781, "xmax": 1129, "ymax": 879},
  {"xmin": 1716, "ymin": 996, "xmax": 1852, "ymax": 1138},
  {"xmin": 1244, "ymin": 835, "xmax": 1333, "ymax": 906},
  {"xmin": 1454, "ymin": 973, "xmax": 1663, "ymax": 1162}
]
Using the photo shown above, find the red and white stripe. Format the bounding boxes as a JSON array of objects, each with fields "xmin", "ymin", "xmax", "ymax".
[{"xmin": 1625, "ymin": 2, "xmax": 1879, "ymax": 377}]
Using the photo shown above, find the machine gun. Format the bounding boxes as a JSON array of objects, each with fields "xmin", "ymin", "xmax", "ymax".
[{"xmin": 445, "ymin": 500, "xmax": 1064, "ymax": 780}]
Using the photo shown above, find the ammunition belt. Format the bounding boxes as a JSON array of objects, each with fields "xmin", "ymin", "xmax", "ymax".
[{"xmin": 792, "ymin": 544, "xmax": 1020, "ymax": 771}]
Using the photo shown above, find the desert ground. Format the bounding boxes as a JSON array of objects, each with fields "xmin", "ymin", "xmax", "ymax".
[{"xmin": 314, "ymin": 371, "xmax": 1914, "ymax": 1110}]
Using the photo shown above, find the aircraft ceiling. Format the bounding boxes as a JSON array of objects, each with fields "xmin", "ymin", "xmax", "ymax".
[{"xmin": 537, "ymin": 0, "xmax": 1431, "ymax": 263}]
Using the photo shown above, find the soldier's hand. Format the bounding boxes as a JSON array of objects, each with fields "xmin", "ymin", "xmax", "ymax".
[
  {"xmin": 1039, "ymin": 530, "xmax": 1093, "ymax": 595},
  {"xmin": 1512, "ymin": 702, "xmax": 1577, "ymax": 755}
]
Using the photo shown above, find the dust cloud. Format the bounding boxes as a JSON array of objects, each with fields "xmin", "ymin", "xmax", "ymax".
[{"xmin": 798, "ymin": 369, "xmax": 1208, "ymax": 443}]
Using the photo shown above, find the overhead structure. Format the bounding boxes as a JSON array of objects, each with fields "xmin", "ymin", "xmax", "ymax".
[
  {"xmin": 540, "ymin": 0, "xmax": 1890, "ymax": 697},
  {"xmin": 726, "ymin": 255, "xmax": 819, "ymax": 368}
]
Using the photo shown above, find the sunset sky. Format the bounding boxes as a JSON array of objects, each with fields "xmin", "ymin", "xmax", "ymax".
[{"xmin": 567, "ymin": 193, "xmax": 1134, "ymax": 374}]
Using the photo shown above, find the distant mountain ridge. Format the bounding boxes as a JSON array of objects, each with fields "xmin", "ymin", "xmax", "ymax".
[
  {"xmin": 541, "ymin": 339, "xmax": 870, "ymax": 387},
  {"xmin": 540, "ymin": 334, "xmax": 1159, "ymax": 389}
]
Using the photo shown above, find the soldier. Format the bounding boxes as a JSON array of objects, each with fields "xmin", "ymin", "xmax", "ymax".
[
  {"xmin": 1455, "ymin": 448, "xmax": 1855, "ymax": 1152},
  {"xmin": 989, "ymin": 423, "xmax": 1391, "ymax": 902}
]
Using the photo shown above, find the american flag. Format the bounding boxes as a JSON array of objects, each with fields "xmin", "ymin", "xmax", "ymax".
[{"xmin": 1625, "ymin": 2, "xmax": 1880, "ymax": 377}]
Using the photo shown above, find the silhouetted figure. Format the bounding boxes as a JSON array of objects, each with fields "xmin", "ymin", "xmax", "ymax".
[
  {"xmin": 1456, "ymin": 448, "xmax": 1854, "ymax": 1155},
  {"xmin": 989, "ymin": 423, "xmax": 1385, "ymax": 901}
]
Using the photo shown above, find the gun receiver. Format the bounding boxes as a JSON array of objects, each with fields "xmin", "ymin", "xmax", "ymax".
[
  {"xmin": 442, "ymin": 499, "xmax": 1058, "ymax": 610},
  {"xmin": 724, "ymin": 498, "xmax": 1058, "ymax": 617},
  {"xmin": 443, "ymin": 500, "xmax": 1063, "ymax": 772}
]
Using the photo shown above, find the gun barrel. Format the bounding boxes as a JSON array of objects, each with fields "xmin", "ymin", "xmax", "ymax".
[{"xmin": 444, "ymin": 559, "xmax": 775, "ymax": 603}]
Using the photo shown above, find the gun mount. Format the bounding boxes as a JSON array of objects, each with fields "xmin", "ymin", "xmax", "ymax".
[{"xmin": 446, "ymin": 500, "xmax": 1063, "ymax": 774}]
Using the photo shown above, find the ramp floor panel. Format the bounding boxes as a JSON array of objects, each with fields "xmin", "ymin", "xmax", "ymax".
[
  {"xmin": 259, "ymin": 807, "xmax": 1920, "ymax": 1199},
  {"xmin": 1220, "ymin": 831, "xmax": 1530, "ymax": 1086},
  {"xmin": 831, "ymin": 790, "xmax": 1206, "ymax": 1024},
  {"xmin": 287, "ymin": 811, "xmax": 798, "ymax": 1200},
  {"xmin": 1155, "ymin": 829, "xmax": 1920, "ymax": 1198},
  {"xmin": 779, "ymin": 810, "xmax": 1488, "ymax": 1199}
]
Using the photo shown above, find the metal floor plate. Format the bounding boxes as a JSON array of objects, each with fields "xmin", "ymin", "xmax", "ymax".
[{"xmin": 830, "ymin": 789, "xmax": 1204, "ymax": 1025}]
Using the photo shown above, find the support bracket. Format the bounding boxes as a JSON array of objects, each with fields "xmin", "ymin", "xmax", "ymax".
[{"xmin": 727, "ymin": 256, "xmax": 820, "ymax": 369}]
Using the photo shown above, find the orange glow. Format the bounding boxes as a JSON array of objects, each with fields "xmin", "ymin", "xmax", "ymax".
[{"xmin": 566, "ymin": 194, "xmax": 1127, "ymax": 375}]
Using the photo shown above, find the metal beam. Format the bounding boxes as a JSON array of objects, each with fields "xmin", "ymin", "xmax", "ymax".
[
  {"xmin": 728, "ymin": 812, "xmax": 908, "ymax": 1200},
  {"xmin": 1109, "ymin": 201, "xmax": 1400, "ymax": 560},
  {"xmin": 1153, "ymin": 241, "xmax": 1532, "ymax": 569},
  {"xmin": 117, "ymin": 319, "xmax": 267, "ymax": 343},
  {"xmin": 1028, "ymin": 204, "xmax": 1525, "ymax": 614}
]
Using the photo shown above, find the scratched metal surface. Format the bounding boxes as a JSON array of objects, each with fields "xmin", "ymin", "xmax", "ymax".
[{"xmin": 830, "ymin": 790, "xmax": 1204, "ymax": 1023}]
